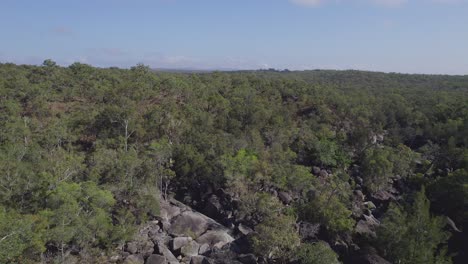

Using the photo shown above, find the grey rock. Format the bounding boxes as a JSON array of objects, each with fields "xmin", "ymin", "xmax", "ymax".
[
  {"xmin": 126, "ymin": 242, "xmax": 138, "ymax": 254},
  {"xmin": 172, "ymin": 237, "xmax": 193, "ymax": 251},
  {"xmin": 160, "ymin": 201, "xmax": 182, "ymax": 222},
  {"xmin": 146, "ymin": 254, "xmax": 166, "ymax": 264},
  {"xmin": 190, "ymin": 256, "xmax": 211, "ymax": 264},
  {"xmin": 237, "ymin": 223, "xmax": 253, "ymax": 236},
  {"xmin": 365, "ymin": 201, "xmax": 376, "ymax": 210},
  {"xmin": 124, "ymin": 254, "xmax": 144, "ymax": 264},
  {"xmin": 141, "ymin": 240, "xmax": 155, "ymax": 257},
  {"xmin": 372, "ymin": 190, "xmax": 395, "ymax": 201},
  {"xmin": 354, "ymin": 190, "xmax": 365, "ymax": 201},
  {"xmin": 156, "ymin": 242, "xmax": 179, "ymax": 263},
  {"xmin": 109, "ymin": 255, "xmax": 121, "ymax": 263},
  {"xmin": 181, "ymin": 241, "xmax": 200, "ymax": 257},
  {"xmin": 169, "ymin": 211, "xmax": 210, "ymax": 238},
  {"xmin": 198, "ymin": 243, "xmax": 210, "ymax": 255},
  {"xmin": 196, "ymin": 230, "xmax": 234, "ymax": 249},
  {"xmin": 355, "ymin": 215, "xmax": 380, "ymax": 238},
  {"xmin": 278, "ymin": 191, "xmax": 293, "ymax": 204},
  {"xmin": 446, "ymin": 216, "xmax": 462, "ymax": 232}
]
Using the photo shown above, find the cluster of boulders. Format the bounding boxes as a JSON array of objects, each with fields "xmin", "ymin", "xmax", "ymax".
[
  {"xmin": 112, "ymin": 199, "xmax": 257, "ymax": 264},
  {"xmin": 112, "ymin": 162, "xmax": 400, "ymax": 264}
]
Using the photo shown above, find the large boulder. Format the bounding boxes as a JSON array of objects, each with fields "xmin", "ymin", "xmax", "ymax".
[
  {"xmin": 169, "ymin": 211, "xmax": 210, "ymax": 238},
  {"xmin": 196, "ymin": 230, "xmax": 235, "ymax": 249},
  {"xmin": 126, "ymin": 242, "xmax": 138, "ymax": 254},
  {"xmin": 123, "ymin": 254, "xmax": 144, "ymax": 264},
  {"xmin": 160, "ymin": 201, "xmax": 182, "ymax": 222},
  {"xmin": 198, "ymin": 243, "xmax": 210, "ymax": 255},
  {"xmin": 125, "ymin": 240, "xmax": 154, "ymax": 257},
  {"xmin": 237, "ymin": 223, "xmax": 253, "ymax": 236},
  {"xmin": 155, "ymin": 242, "xmax": 179, "ymax": 264},
  {"xmin": 171, "ymin": 237, "xmax": 193, "ymax": 251},
  {"xmin": 372, "ymin": 190, "xmax": 395, "ymax": 201},
  {"xmin": 190, "ymin": 256, "xmax": 212, "ymax": 264},
  {"xmin": 355, "ymin": 215, "xmax": 380, "ymax": 238},
  {"xmin": 145, "ymin": 254, "xmax": 166, "ymax": 264},
  {"xmin": 181, "ymin": 241, "xmax": 200, "ymax": 257}
]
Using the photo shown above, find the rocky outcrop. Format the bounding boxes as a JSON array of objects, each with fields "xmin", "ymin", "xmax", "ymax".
[
  {"xmin": 116, "ymin": 198, "xmax": 240, "ymax": 264},
  {"xmin": 146, "ymin": 254, "xmax": 167, "ymax": 264},
  {"xmin": 352, "ymin": 247, "xmax": 391, "ymax": 264},
  {"xmin": 196, "ymin": 230, "xmax": 235, "ymax": 249}
]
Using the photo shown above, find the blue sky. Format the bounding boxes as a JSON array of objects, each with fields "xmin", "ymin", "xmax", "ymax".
[{"xmin": 1, "ymin": 0, "xmax": 467, "ymax": 74}]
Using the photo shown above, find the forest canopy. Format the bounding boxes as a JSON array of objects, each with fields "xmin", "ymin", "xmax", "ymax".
[{"xmin": 0, "ymin": 61, "xmax": 466, "ymax": 263}]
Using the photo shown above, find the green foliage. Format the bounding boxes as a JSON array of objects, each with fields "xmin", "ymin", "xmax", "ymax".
[
  {"xmin": 299, "ymin": 174, "xmax": 354, "ymax": 233},
  {"xmin": 0, "ymin": 63, "xmax": 466, "ymax": 261},
  {"xmin": 361, "ymin": 147, "xmax": 395, "ymax": 192},
  {"xmin": 0, "ymin": 207, "xmax": 46, "ymax": 263},
  {"xmin": 377, "ymin": 189, "xmax": 452, "ymax": 264},
  {"xmin": 252, "ymin": 213, "xmax": 300, "ymax": 260},
  {"xmin": 426, "ymin": 169, "xmax": 468, "ymax": 227},
  {"xmin": 295, "ymin": 241, "xmax": 341, "ymax": 264}
]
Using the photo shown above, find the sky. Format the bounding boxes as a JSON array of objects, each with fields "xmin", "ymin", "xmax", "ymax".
[{"xmin": 1, "ymin": 0, "xmax": 467, "ymax": 74}]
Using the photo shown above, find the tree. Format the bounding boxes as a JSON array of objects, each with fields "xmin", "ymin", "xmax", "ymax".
[
  {"xmin": 252, "ymin": 213, "xmax": 300, "ymax": 261},
  {"xmin": 0, "ymin": 207, "xmax": 46, "ymax": 263},
  {"xmin": 295, "ymin": 241, "xmax": 340, "ymax": 264},
  {"xmin": 299, "ymin": 173, "xmax": 354, "ymax": 233},
  {"xmin": 361, "ymin": 147, "xmax": 395, "ymax": 192},
  {"xmin": 377, "ymin": 189, "xmax": 452, "ymax": 264}
]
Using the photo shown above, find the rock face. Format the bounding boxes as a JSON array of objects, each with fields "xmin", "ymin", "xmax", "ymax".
[
  {"xmin": 169, "ymin": 211, "xmax": 211, "ymax": 237},
  {"xmin": 237, "ymin": 223, "xmax": 253, "ymax": 236},
  {"xmin": 155, "ymin": 242, "xmax": 179, "ymax": 263},
  {"xmin": 145, "ymin": 254, "xmax": 166, "ymax": 264},
  {"xmin": 181, "ymin": 241, "xmax": 200, "ymax": 257},
  {"xmin": 355, "ymin": 215, "xmax": 381, "ymax": 238},
  {"xmin": 124, "ymin": 254, "xmax": 144, "ymax": 264},
  {"xmin": 196, "ymin": 230, "xmax": 235, "ymax": 249},
  {"xmin": 119, "ymin": 199, "xmax": 240, "ymax": 263},
  {"xmin": 171, "ymin": 237, "xmax": 192, "ymax": 251}
]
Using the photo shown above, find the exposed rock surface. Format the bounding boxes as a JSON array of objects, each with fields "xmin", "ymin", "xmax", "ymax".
[
  {"xmin": 196, "ymin": 230, "xmax": 235, "ymax": 249},
  {"xmin": 119, "ymin": 199, "xmax": 239, "ymax": 263},
  {"xmin": 181, "ymin": 241, "xmax": 201, "ymax": 257},
  {"xmin": 124, "ymin": 254, "xmax": 144, "ymax": 264},
  {"xmin": 145, "ymin": 254, "xmax": 166, "ymax": 264},
  {"xmin": 278, "ymin": 191, "xmax": 293, "ymax": 204}
]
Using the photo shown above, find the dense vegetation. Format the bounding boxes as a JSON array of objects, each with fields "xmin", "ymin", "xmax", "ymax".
[{"xmin": 0, "ymin": 61, "xmax": 466, "ymax": 263}]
